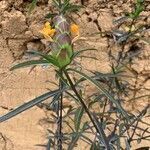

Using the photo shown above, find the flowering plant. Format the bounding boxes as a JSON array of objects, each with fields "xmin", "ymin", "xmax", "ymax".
[{"xmin": 0, "ymin": 0, "xmax": 149, "ymax": 149}]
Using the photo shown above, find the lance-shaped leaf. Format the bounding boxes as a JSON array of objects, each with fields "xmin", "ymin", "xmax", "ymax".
[
  {"xmin": 68, "ymin": 122, "xmax": 88, "ymax": 150},
  {"xmin": 10, "ymin": 60, "xmax": 50, "ymax": 71},
  {"xmin": 28, "ymin": 0, "xmax": 38, "ymax": 14},
  {"xmin": 65, "ymin": 3, "xmax": 83, "ymax": 13},
  {"xmin": 26, "ymin": 50, "xmax": 51, "ymax": 60},
  {"xmin": 72, "ymin": 48, "xmax": 97, "ymax": 59},
  {"xmin": 47, "ymin": 138, "xmax": 51, "ymax": 150},
  {"xmin": 67, "ymin": 68, "xmax": 130, "ymax": 121},
  {"xmin": 45, "ymin": 13, "xmax": 57, "ymax": 19},
  {"xmin": 0, "ymin": 89, "xmax": 64, "ymax": 123},
  {"xmin": 74, "ymin": 106, "xmax": 84, "ymax": 131},
  {"xmin": 26, "ymin": 50, "xmax": 60, "ymax": 67}
]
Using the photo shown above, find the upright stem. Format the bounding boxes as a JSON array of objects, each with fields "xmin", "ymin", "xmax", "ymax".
[
  {"xmin": 63, "ymin": 70, "xmax": 111, "ymax": 150},
  {"xmin": 56, "ymin": 71, "xmax": 63, "ymax": 150}
]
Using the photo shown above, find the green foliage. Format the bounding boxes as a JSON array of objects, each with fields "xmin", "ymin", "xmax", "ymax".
[
  {"xmin": 53, "ymin": 44, "xmax": 73, "ymax": 68},
  {"xmin": 112, "ymin": 0, "xmax": 149, "ymax": 44},
  {"xmin": 52, "ymin": 0, "xmax": 82, "ymax": 14},
  {"xmin": 67, "ymin": 68, "xmax": 130, "ymax": 121},
  {"xmin": 0, "ymin": 0, "xmax": 149, "ymax": 150},
  {"xmin": 74, "ymin": 106, "xmax": 84, "ymax": 131},
  {"xmin": 10, "ymin": 59, "xmax": 49, "ymax": 71},
  {"xmin": 68, "ymin": 122, "xmax": 88, "ymax": 150},
  {"xmin": 128, "ymin": 0, "xmax": 144, "ymax": 19},
  {"xmin": 28, "ymin": 0, "xmax": 38, "ymax": 14},
  {"xmin": 29, "ymin": 0, "xmax": 82, "ymax": 16},
  {"xmin": 0, "ymin": 89, "xmax": 63, "ymax": 122}
]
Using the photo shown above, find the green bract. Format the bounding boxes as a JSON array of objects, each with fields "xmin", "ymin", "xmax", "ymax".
[
  {"xmin": 50, "ymin": 14, "xmax": 73, "ymax": 68},
  {"xmin": 53, "ymin": 44, "xmax": 73, "ymax": 68}
]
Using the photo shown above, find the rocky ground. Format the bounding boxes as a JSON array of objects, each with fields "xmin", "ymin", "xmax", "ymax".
[{"xmin": 0, "ymin": 0, "xmax": 149, "ymax": 149}]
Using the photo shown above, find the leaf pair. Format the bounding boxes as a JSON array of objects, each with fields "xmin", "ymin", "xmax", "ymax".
[
  {"xmin": 67, "ymin": 68, "xmax": 130, "ymax": 121},
  {"xmin": 10, "ymin": 50, "xmax": 60, "ymax": 71},
  {"xmin": 52, "ymin": 0, "xmax": 82, "ymax": 14},
  {"xmin": 0, "ymin": 88, "xmax": 65, "ymax": 123},
  {"xmin": 28, "ymin": 0, "xmax": 38, "ymax": 14},
  {"xmin": 129, "ymin": 0, "xmax": 144, "ymax": 19}
]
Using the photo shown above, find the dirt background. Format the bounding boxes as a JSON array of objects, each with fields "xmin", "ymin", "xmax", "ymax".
[{"xmin": 0, "ymin": 0, "xmax": 149, "ymax": 149}]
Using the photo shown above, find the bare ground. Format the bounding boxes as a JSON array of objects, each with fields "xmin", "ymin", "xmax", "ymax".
[{"xmin": 0, "ymin": 0, "xmax": 149, "ymax": 149}]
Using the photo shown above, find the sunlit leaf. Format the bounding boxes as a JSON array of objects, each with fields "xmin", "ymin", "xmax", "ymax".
[
  {"xmin": 72, "ymin": 48, "xmax": 97, "ymax": 59},
  {"xmin": 80, "ymin": 134, "xmax": 93, "ymax": 145},
  {"xmin": 52, "ymin": 0, "xmax": 60, "ymax": 8},
  {"xmin": 65, "ymin": 4, "xmax": 83, "ymax": 13},
  {"xmin": 28, "ymin": 0, "xmax": 38, "ymax": 14},
  {"xmin": 74, "ymin": 106, "xmax": 84, "ymax": 131},
  {"xmin": 113, "ymin": 16, "xmax": 129, "ymax": 25},
  {"xmin": 47, "ymin": 138, "xmax": 51, "ymax": 150},
  {"xmin": 0, "ymin": 89, "xmax": 64, "ymax": 122},
  {"xmin": 26, "ymin": 50, "xmax": 50, "ymax": 61},
  {"xmin": 125, "ymin": 138, "xmax": 131, "ymax": 150},
  {"xmin": 45, "ymin": 13, "xmax": 57, "ymax": 19},
  {"xmin": 90, "ymin": 143, "xmax": 99, "ymax": 150},
  {"xmin": 10, "ymin": 60, "xmax": 50, "ymax": 71},
  {"xmin": 68, "ymin": 122, "xmax": 88, "ymax": 150},
  {"xmin": 67, "ymin": 68, "xmax": 130, "ymax": 121},
  {"xmin": 27, "ymin": 50, "xmax": 59, "ymax": 67}
]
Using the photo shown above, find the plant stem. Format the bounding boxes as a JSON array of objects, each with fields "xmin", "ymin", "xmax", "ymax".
[
  {"xmin": 58, "ymin": 91, "xmax": 63, "ymax": 150},
  {"xmin": 63, "ymin": 70, "xmax": 111, "ymax": 150},
  {"xmin": 57, "ymin": 72, "xmax": 63, "ymax": 150}
]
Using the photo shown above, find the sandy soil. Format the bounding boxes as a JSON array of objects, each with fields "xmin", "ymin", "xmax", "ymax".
[{"xmin": 0, "ymin": 0, "xmax": 149, "ymax": 149}]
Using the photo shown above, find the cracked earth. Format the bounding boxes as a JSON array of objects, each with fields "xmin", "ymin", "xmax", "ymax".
[{"xmin": 0, "ymin": 0, "xmax": 149, "ymax": 149}]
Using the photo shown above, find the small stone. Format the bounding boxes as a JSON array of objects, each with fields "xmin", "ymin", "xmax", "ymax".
[
  {"xmin": 144, "ymin": 79, "xmax": 150, "ymax": 89},
  {"xmin": 97, "ymin": 11, "xmax": 113, "ymax": 32},
  {"xmin": 29, "ymin": 22, "xmax": 43, "ymax": 38},
  {"xmin": 0, "ymin": 1, "xmax": 8, "ymax": 12},
  {"xmin": 1, "ymin": 10, "xmax": 27, "ymax": 38},
  {"xmin": 27, "ymin": 41, "xmax": 44, "ymax": 51},
  {"xmin": 89, "ymin": 12, "xmax": 98, "ymax": 21},
  {"xmin": 8, "ymin": 39, "xmax": 26, "ymax": 59},
  {"xmin": 25, "ymin": 31, "xmax": 33, "ymax": 38}
]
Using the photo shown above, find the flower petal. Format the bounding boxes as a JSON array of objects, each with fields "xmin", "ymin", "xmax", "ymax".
[{"xmin": 70, "ymin": 24, "xmax": 79, "ymax": 36}]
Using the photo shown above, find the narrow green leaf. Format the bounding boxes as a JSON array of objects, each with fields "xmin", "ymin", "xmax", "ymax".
[
  {"xmin": 26, "ymin": 50, "xmax": 59, "ymax": 67},
  {"xmin": 28, "ymin": 0, "xmax": 38, "ymax": 14},
  {"xmin": 46, "ymin": 139, "xmax": 51, "ymax": 150},
  {"xmin": 65, "ymin": 91, "xmax": 80, "ymax": 103},
  {"xmin": 67, "ymin": 68, "xmax": 130, "ymax": 121},
  {"xmin": 81, "ymin": 134, "xmax": 93, "ymax": 144},
  {"xmin": 68, "ymin": 122, "xmax": 88, "ymax": 150},
  {"xmin": 64, "ymin": 0, "xmax": 70, "ymax": 4},
  {"xmin": 46, "ymin": 94, "xmax": 60, "ymax": 111},
  {"xmin": 45, "ymin": 13, "xmax": 57, "ymax": 19},
  {"xmin": 61, "ymin": 0, "xmax": 70, "ymax": 12},
  {"xmin": 74, "ymin": 106, "xmax": 84, "ymax": 131},
  {"xmin": 68, "ymin": 133, "xmax": 78, "ymax": 150},
  {"xmin": 113, "ymin": 16, "xmax": 129, "ymax": 25},
  {"xmin": 64, "ymin": 4, "xmax": 83, "ymax": 13},
  {"xmin": 0, "ymin": 89, "xmax": 63, "ymax": 123},
  {"xmin": 90, "ymin": 143, "xmax": 99, "ymax": 150},
  {"xmin": 10, "ymin": 60, "xmax": 49, "ymax": 71},
  {"xmin": 125, "ymin": 139, "xmax": 131, "ymax": 150},
  {"xmin": 52, "ymin": 0, "xmax": 60, "ymax": 8},
  {"xmin": 72, "ymin": 48, "xmax": 97, "ymax": 59},
  {"xmin": 26, "ymin": 50, "xmax": 51, "ymax": 61}
]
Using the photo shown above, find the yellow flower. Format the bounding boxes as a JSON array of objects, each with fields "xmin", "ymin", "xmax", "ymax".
[
  {"xmin": 123, "ymin": 25, "xmax": 136, "ymax": 32},
  {"xmin": 40, "ymin": 22, "xmax": 56, "ymax": 41},
  {"xmin": 70, "ymin": 24, "xmax": 79, "ymax": 37}
]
